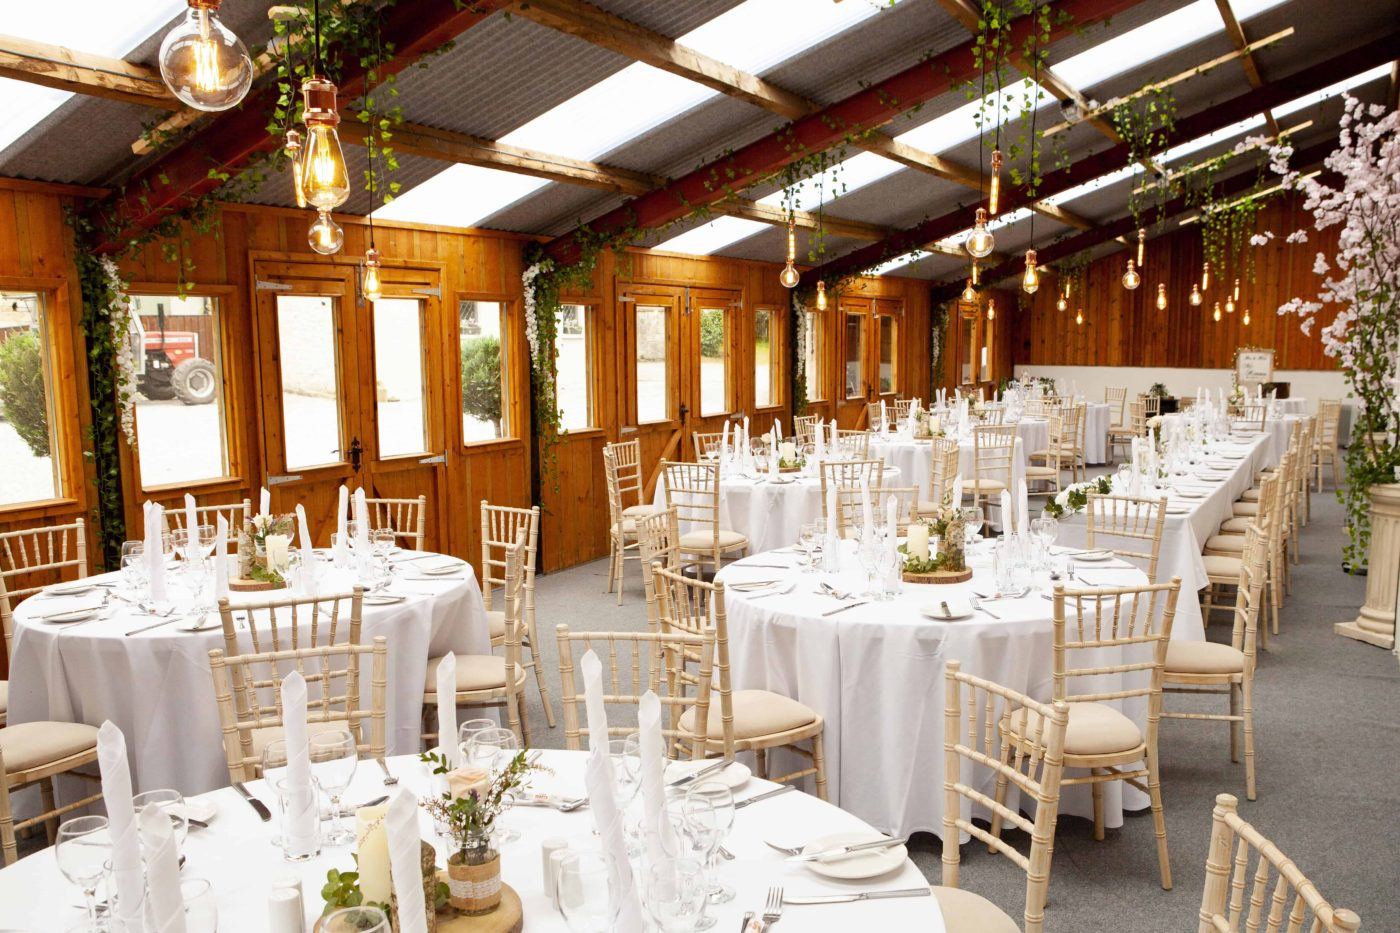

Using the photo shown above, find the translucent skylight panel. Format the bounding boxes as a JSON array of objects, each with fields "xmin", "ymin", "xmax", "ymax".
[
  {"xmin": 683, "ymin": 0, "xmax": 886, "ymax": 76},
  {"xmin": 372, "ymin": 165, "xmax": 549, "ymax": 228},
  {"xmin": 755, "ymin": 153, "xmax": 900, "ymax": 212},
  {"xmin": 1042, "ymin": 165, "xmax": 1142, "ymax": 206},
  {"xmin": 1052, "ymin": 0, "xmax": 1289, "ymax": 90},
  {"xmin": 895, "ymin": 79, "xmax": 1049, "ymax": 152},
  {"xmin": 1274, "ymin": 64, "xmax": 1392, "ymax": 118},
  {"xmin": 1163, "ymin": 116, "xmax": 1267, "ymax": 161},
  {"xmin": 653, "ymin": 216, "xmax": 768, "ymax": 256},
  {"xmin": 869, "ymin": 251, "xmax": 928, "ymax": 276},
  {"xmin": 933, "ymin": 207, "xmax": 1034, "ymax": 251},
  {"xmin": 0, "ymin": 1, "xmax": 187, "ymax": 152}
]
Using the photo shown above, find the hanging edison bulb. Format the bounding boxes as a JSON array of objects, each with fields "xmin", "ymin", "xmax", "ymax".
[
  {"xmin": 961, "ymin": 276, "xmax": 977, "ymax": 303},
  {"xmin": 1233, "ymin": 278, "xmax": 1241, "ymax": 302},
  {"xmin": 1242, "ymin": 308, "xmax": 1251, "ymax": 326},
  {"xmin": 1201, "ymin": 260, "xmax": 1211, "ymax": 291},
  {"xmin": 1075, "ymin": 308, "xmax": 1084, "ymax": 326},
  {"xmin": 1056, "ymin": 291, "xmax": 1067, "ymax": 312},
  {"xmin": 363, "ymin": 247, "xmax": 383, "ymax": 302},
  {"xmin": 1122, "ymin": 258, "xmax": 1141, "ymax": 291},
  {"xmin": 988, "ymin": 149, "xmax": 1004, "ymax": 217},
  {"xmin": 1225, "ymin": 294, "xmax": 1235, "ymax": 314},
  {"xmin": 158, "ymin": 0, "xmax": 253, "ymax": 111},
  {"xmin": 779, "ymin": 216, "xmax": 799, "ymax": 288},
  {"xmin": 1156, "ymin": 283, "xmax": 1167, "ymax": 311},
  {"xmin": 298, "ymin": 77, "xmax": 351, "ymax": 213},
  {"xmin": 283, "ymin": 128, "xmax": 306, "ymax": 209},
  {"xmin": 1136, "ymin": 228, "xmax": 1146, "ymax": 267},
  {"xmin": 308, "ymin": 211, "xmax": 343, "ymax": 255},
  {"xmin": 815, "ymin": 279, "xmax": 828, "ymax": 311},
  {"xmin": 1190, "ymin": 282, "xmax": 1203, "ymax": 306},
  {"xmin": 965, "ymin": 207, "xmax": 995, "ymax": 258},
  {"xmin": 1021, "ymin": 249, "xmax": 1039, "ymax": 295},
  {"xmin": 1213, "ymin": 302, "xmax": 1222, "ymax": 323},
  {"xmin": 986, "ymin": 299, "xmax": 995, "ymax": 321}
]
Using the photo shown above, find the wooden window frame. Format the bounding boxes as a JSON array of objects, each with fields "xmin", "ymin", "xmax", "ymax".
[
  {"xmin": 554, "ymin": 299, "xmax": 601, "ymax": 436},
  {"xmin": 752, "ymin": 304, "xmax": 783, "ymax": 413},
  {"xmin": 840, "ymin": 298, "xmax": 869, "ymax": 401},
  {"xmin": 624, "ymin": 292, "xmax": 680, "ymax": 428},
  {"xmin": 454, "ymin": 291, "xmax": 527, "ymax": 451},
  {"xmin": 693, "ymin": 297, "xmax": 733, "ymax": 419},
  {"xmin": 802, "ymin": 307, "xmax": 828, "ymax": 404},
  {"xmin": 874, "ymin": 298, "xmax": 901, "ymax": 398}
]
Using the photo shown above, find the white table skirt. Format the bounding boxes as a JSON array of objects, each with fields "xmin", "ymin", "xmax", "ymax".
[
  {"xmin": 8, "ymin": 552, "xmax": 490, "ymax": 801},
  {"xmin": 0, "ymin": 750, "xmax": 942, "ymax": 932},
  {"xmin": 719, "ymin": 541, "xmax": 1161, "ymax": 840},
  {"xmin": 870, "ymin": 424, "xmax": 1042, "ymax": 501},
  {"xmin": 1276, "ymin": 397, "xmax": 1309, "ymax": 415},
  {"xmin": 1084, "ymin": 402, "xmax": 1112, "ymax": 464}
]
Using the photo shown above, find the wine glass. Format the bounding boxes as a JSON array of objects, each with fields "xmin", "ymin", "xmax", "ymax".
[
  {"xmin": 322, "ymin": 906, "xmax": 389, "ymax": 932},
  {"xmin": 133, "ymin": 788, "xmax": 189, "ymax": 860},
  {"xmin": 797, "ymin": 522, "xmax": 820, "ymax": 573},
  {"xmin": 685, "ymin": 780, "xmax": 736, "ymax": 906},
  {"xmin": 466, "ymin": 727, "xmax": 520, "ymax": 843},
  {"xmin": 457, "ymin": 718, "xmax": 497, "ymax": 762},
  {"xmin": 120, "ymin": 541, "xmax": 147, "ymax": 599},
  {"xmin": 182, "ymin": 878, "xmax": 219, "ymax": 932},
  {"xmin": 856, "ymin": 530, "xmax": 881, "ymax": 597},
  {"xmin": 371, "ymin": 528, "xmax": 397, "ymax": 557},
  {"xmin": 1031, "ymin": 515, "xmax": 1058, "ymax": 570},
  {"xmin": 310, "ymin": 730, "xmax": 358, "ymax": 845},
  {"xmin": 962, "ymin": 506, "xmax": 983, "ymax": 550},
  {"xmin": 660, "ymin": 797, "xmax": 719, "ymax": 930},
  {"xmin": 557, "ymin": 851, "xmax": 621, "ymax": 933},
  {"xmin": 611, "ymin": 736, "xmax": 642, "ymax": 808},
  {"xmin": 643, "ymin": 858, "xmax": 708, "ymax": 932},
  {"xmin": 56, "ymin": 815, "xmax": 111, "ymax": 931}
]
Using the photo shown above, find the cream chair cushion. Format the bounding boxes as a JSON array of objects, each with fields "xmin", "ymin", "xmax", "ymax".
[
  {"xmin": 424, "ymin": 655, "xmax": 526, "ymax": 695},
  {"xmin": 1218, "ymin": 517, "xmax": 1252, "ymax": 534},
  {"xmin": 1205, "ymin": 534, "xmax": 1245, "ymax": 553},
  {"xmin": 1011, "ymin": 702, "xmax": 1142, "ymax": 757},
  {"xmin": 678, "ymin": 529, "xmax": 747, "ymax": 551},
  {"xmin": 1232, "ymin": 502, "xmax": 1260, "ymax": 516},
  {"xmin": 1166, "ymin": 641, "xmax": 1245, "ymax": 675},
  {"xmin": 931, "ymin": 886, "xmax": 1019, "ymax": 933},
  {"xmin": 0, "ymin": 721, "xmax": 98, "ymax": 774},
  {"xmin": 623, "ymin": 504, "xmax": 658, "ymax": 518},
  {"xmin": 611, "ymin": 519, "xmax": 637, "ymax": 535},
  {"xmin": 1239, "ymin": 488, "xmax": 1261, "ymax": 501},
  {"xmin": 0, "ymin": 680, "xmax": 7, "ymax": 718},
  {"xmin": 678, "ymin": 689, "xmax": 817, "ymax": 741},
  {"xmin": 1024, "ymin": 465, "xmax": 1058, "ymax": 479},
  {"xmin": 1203, "ymin": 554, "xmax": 1243, "ymax": 578},
  {"xmin": 969, "ymin": 478, "xmax": 1008, "ymax": 493},
  {"xmin": 486, "ymin": 609, "xmax": 506, "ymax": 640}
]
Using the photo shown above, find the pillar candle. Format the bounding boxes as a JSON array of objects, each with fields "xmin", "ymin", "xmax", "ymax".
[
  {"xmin": 355, "ymin": 804, "xmax": 392, "ymax": 904},
  {"xmin": 906, "ymin": 523, "xmax": 930, "ymax": 560}
]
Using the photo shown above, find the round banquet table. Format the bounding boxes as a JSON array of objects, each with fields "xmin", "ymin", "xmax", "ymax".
[
  {"xmin": 1275, "ymin": 397, "xmax": 1309, "ymax": 416},
  {"xmin": 653, "ymin": 465, "xmax": 900, "ymax": 555},
  {"xmin": 7, "ymin": 551, "xmax": 491, "ymax": 802},
  {"xmin": 1083, "ymin": 401, "xmax": 1113, "ymax": 465},
  {"xmin": 0, "ymin": 750, "xmax": 943, "ymax": 931},
  {"xmin": 717, "ymin": 539, "xmax": 1168, "ymax": 840}
]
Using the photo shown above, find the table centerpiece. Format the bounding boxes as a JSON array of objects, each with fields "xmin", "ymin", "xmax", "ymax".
[
  {"xmin": 233, "ymin": 513, "xmax": 295, "ymax": 591},
  {"xmin": 899, "ymin": 508, "xmax": 972, "ymax": 584}
]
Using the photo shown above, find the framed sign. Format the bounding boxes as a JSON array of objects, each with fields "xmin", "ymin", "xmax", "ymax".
[{"xmin": 1233, "ymin": 347, "xmax": 1275, "ymax": 389}]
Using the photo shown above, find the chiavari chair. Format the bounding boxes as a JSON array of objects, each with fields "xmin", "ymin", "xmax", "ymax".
[
  {"xmin": 165, "ymin": 498, "xmax": 251, "ymax": 549},
  {"xmin": 603, "ymin": 443, "xmax": 646, "ymax": 603},
  {"xmin": 692, "ymin": 431, "xmax": 725, "ymax": 461},
  {"xmin": 919, "ymin": 437, "xmax": 963, "ymax": 516},
  {"xmin": 1313, "ymin": 400, "xmax": 1342, "ymax": 490},
  {"xmin": 893, "ymin": 399, "xmax": 915, "ymax": 419},
  {"xmin": 1025, "ymin": 413, "xmax": 1067, "ymax": 495},
  {"xmin": 1108, "ymin": 399, "xmax": 1147, "ymax": 465},
  {"xmin": 836, "ymin": 429, "xmax": 872, "ymax": 458},
  {"xmin": 218, "ymin": 587, "xmax": 364, "ymax": 663},
  {"xmin": 480, "ymin": 501, "xmax": 551, "ymax": 726},
  {"xmin": 661, "ymin": 461, "xmax": 749, "ymax": 576},
  {"xmin": 819, "ymin": 459, "xmax": 885, "ymax": 529},
  {"xmin": 1105, "ymin": 386, "xmax": 1128, "ymax": 429},
  {"xmin": 1210, "ymin": 457, "xmax": 1290, "ymax": 639},
  {"xmin": 836, "ymin": 486, "xmax": 920, "ymax": 538},
  {"xmin": 940, "ymin": 660, "xmax": 1068, "ymax": 933},
  {"xmin": 970, "ymin": 425, "xmax": 1017, "ymax": 527},
  {"xmin": 794, "ymin": 414, "xmax": 820, "ymax": 446},
  {"xmin": 1085, "ymin": 494, "xmax": 1168, "ymax": 583},
  {"xmin": 636, "ymin": 506, "xmax": 682, "ymax": 632},
  {"xmin": 365, "ymin": 495, "xmax": 427, "ymax": 550}
]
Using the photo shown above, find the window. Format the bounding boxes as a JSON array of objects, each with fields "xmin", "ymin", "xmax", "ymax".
[
  {"xmin": 754, "ymin": 308, "xmax": 777, "ymax": 408},
  {"xmin": 458, "ymin": 299, "xmax": 510, "ymax": 442},
  {"xmin": 844, "ymin": 312, "xmax": 864, "ymax": 399},
  {"xmin": 130, "ymin": 293, "xmax": 229, "ymax": 487},
  {"xmin": 0, "ymin": 290, "xmax": 61, "ymax": 505},
  {"xmin": 275, "ymin": 295, "xmax": 344, "ymax": 470},
  {"xmin": 635, "ymin": 303, "xmax": 670, "ymax": 423},
  {"xmin": 556, "ymin": 304, "xmax": 593, "ymax": 431},
  {"xmin": 802, "ymin": 311, "xmax": 825, "ymax": 403},
  {"xmin": 878, "ymin": 314, "xmax": 897, "ymax": 395},
  {"xmin": 698, "ymin": 304, "xmax": 728, "ymax": 416},
  {"xmin": 373, "ymin": 298, "xmax": 429, "ymax": 457}
]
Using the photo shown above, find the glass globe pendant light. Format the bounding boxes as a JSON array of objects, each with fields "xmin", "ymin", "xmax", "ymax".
[
  {"xmin": 1021, "ymin": 249, "xmax": 1039, "ymax": 295},
  {"xmin": 309, "ymin": 211, "xmax": 343, "ymax": 255},
  {"xmin": 1189, "ymin": 282, "xmax": 1203, "ymax": 306},
  {"xmin": 965, "ymin": 208, "xmax": 995, "ymax": 258},
  {"xmin": 1056, "ymin": 292, "xmax": 1067, "ymax": 312},
  {"xmin": 779, "ymin": 215, "xmax": 799, "ymax": 288},
  {"xmin": 1225, "ymin": 295, "xmax": 1235, "ymax": 314},
  {"xmin": 1075, "ymin": 308, "xmax": 1084, "ymax": 326},
  {"xmin": 1156, "ymin": 283, "xmax": 1167, "ymax": 311},
  {"xmin": 1136, "ymin": 227, "xmax": 1146, "ymax": 267},
  {"xmin": 158, "ymin": 0, "xmax": 253, "ymax": 111},
  {"xmin": 815, "ymin": 279, "xmax": 828, "ymax": 311},
  {"xmin": 1233, "ymin": 278, "xmax": 1241, "ymax": 302},
  {"xmin": 1122, "ymin": 258, "xmax": 1141, "ymax": 291},
  {"xmin": 961, "ymin": 262, "xmax": 980, "ymax": 303},
  {"xmin": 299, "ymin": 76, "xmax": 351, "ymax": 214}
]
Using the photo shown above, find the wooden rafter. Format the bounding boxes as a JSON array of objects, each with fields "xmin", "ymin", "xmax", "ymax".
[
  {"xmin": 1214, "ymin": 0, "xmax": 1282, "ymax": 137},
  {"xmin": 0, "ymin": 33, "xmax": 174, "ymax": 108}
]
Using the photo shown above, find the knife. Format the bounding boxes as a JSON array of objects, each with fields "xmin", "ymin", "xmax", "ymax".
[
  {"xmin": 231, "ymin": 781, "xmax": 272, "ymax": 821},
  {"xmin": 668, "ymin": 758, "xmax": 731, "ymax": 788},
  {"xmin": 734, "ymin": 784, "xmax": 795, "ymax": 809},
  {"xmin": 787, "ymin": 837, "xmax": 906, "ymax": 862},
  {"xmin": 783, "ymin": 887, "xmax": 931, "ymax": 905},
  {"xmin": 821, "ymin": 600, "xmax": 869, "ymax": 617}
]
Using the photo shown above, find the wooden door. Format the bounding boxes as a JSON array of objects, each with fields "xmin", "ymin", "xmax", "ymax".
[
  {"xmin": 836, "ymin": 296, "xmax": 903, "ymax": 427},
  {"xmin": 683, "ymin": 286, "xmax": 740, "ymax": 458},
  {"xmin": 619, "ymin": 285, "xmax": 683, "ymax": 495},
  {"xmin": 252, "ymin": 259, "xmax": 448, "ymax": 547}
]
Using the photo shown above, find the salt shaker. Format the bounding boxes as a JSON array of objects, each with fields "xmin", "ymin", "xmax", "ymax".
[
  {"xmin": 267, "ymin": 886, "xmax": 303, "ymax": 933},
  {"xmin": 548, "ymin": 847, "xmax": 573, "ymax": 910},
  {"xmin": 541, "ymin": 836, "xmax": 569, "ymax": 899}
]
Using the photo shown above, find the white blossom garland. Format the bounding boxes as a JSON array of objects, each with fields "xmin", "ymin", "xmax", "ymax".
[
  {"xmin": 99, "ymin": 257, "xmax": 140, "ymax": 446},
  {"xmin": 522, "ymin": 259, "xmax": 550, "ymax": 366}
]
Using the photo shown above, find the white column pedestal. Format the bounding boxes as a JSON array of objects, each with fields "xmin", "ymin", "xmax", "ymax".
[{"xmin": 1336, "ymin": 483, "xmax": 1399, "ymax": 649}]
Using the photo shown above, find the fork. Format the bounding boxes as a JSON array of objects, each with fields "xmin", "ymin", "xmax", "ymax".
[
  {"xmin": 761, "ymin": 886, "xmax": 784, "ymax": 930},
  {"xmin": 763, "ymin": 840, "xmax": 805, "ymax": 857},
  {"xmin": 968, "ymin": 595, "xmax": 1001, "ymax": 620},
  {"xmin": 376, "ymin": 757, "xmax": 398, "ymax": 786}
]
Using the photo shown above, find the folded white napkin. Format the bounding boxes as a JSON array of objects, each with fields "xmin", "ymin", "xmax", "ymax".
[
  {"xmin": 823, "ymin": 482, "xmax": 840, "ymax": 570},
  {"xmin": 354, "ymin": 488, "xmax": 371, "ymax": 573},
  {"xmin": 334, "ymin": 485, "xmax": 350, "ymax": 568},
  {"xmin": 295, "ymin": 504, "xmax": 317, "ymax": 597},
  {"xmin": 1017, "ymin": 478, "xmax": 1030, "ymax": 537},
  {"xmin": 144, "ymin": 501, "xmax": 168, "ymax": 603},
  {"xmin": 580, "ymin": 650, "xmax": 609, "ymax": 754},
  {"xmin": 139, "ymin": 804, "xmax": 186, "ymax": 933},
  {"xmin": 951, "ymin": 474, "xmax": 963, "ymax": 509},
  {"xmin": 259, "ymin": 487, "xmax": 271, "ymax": 520},
  {"xmin": 720, "ymin": 421, "xmax": 730, "ymax": 470},
  {"xmin": 859, "ymin": 477, "xmax": 874, "ymax": 539},
  {"xmin": 885, "ymin": 495, "xmax": 898, "ymax": 564},
  {"xmin": 436, "ymin": 655, "xmax": 459, "ymax": 768},
  {"xmin": 280, "ymin": 671, "xmax": 319, "ymax": 856},
  {"xmin": 183, "ymin": 493, "xmax": 199, "ymax": 563},
  {"xmin": 386, "ymin": 790, "xmax": 429, "ymax": 933},
  {"xmin": 99, "ymin": 722, "xmax": 147, "ymax": 928},
  {"xmin": 637, "ymin": 691, "xmax": 670, "ymax": 867},
  {"xmin": 584, "ymin": 748, "xmax": 644, "ymax": 933},
  {"xmin": 214, "ymin": 514, "xmax": 229, "ymax": 600},
  {"xmin": 1000, "ymin": 489, "xmax": 1013, "ymax": 531}
]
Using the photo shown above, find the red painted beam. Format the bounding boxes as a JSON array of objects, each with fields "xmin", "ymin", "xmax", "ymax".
[
  {"xmin": 92, "ymin": 0, "xmax": 512, "ymax": 252},
  {"xmin": 930, "ymin": 137, "xmax": 1335, "ymax": 302},
  {"xmin": 541, "ymin": 0, "xmax": 1146, "ymax": 266},
  {"xmin": 810, "ymin": 30, "xmax": 1399, "ymax": 287}
]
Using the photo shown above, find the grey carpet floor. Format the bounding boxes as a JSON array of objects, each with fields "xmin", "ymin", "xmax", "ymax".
[{"xmin": 518, "ymin": 478, "xmax": 1399, "ymax": 931}]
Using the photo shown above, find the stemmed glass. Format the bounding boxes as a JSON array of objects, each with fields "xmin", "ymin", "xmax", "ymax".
[
  {"xmin": 873, "ymin": 525, "xmax": 899, "ymax": 599},
  {"xmin": 56, "ymin": 815, "xmax": 111, "ymax": 931},
  {"xmin": 1031, "ymin": 515, "xmax": 1058, "ymax": 571},
  {"xmin": 684, "ymin": 780, "xmax": 736, "ymax": 906},
  {"xmin": 457, "ymin": 718, "xmax": 496, "ymax": 761},
  {"xmin": 796, "ymin": 522, "xmax": 819, "ymax": 573},
  {"xmin": 371, "ymin": 529, "xmax": 397, "ymax": 558},
  {"xmin": 856, "ymin": 528, "xmax": 882, "ymax": 597},
  {"xmin": 261, "ymin": 738, "xmax": 320, "ymax": 859},
  {"xmin": 133, "ymin": 788, "xmax": 189, "ymax": 862},
  {"xmin": 182, "ymin": 877, "xmax": 219, "ymax": 932},
  {"xmin": 120, "ymin": 541, "xmax": 147, "ymax": 600},
  {"xmin": 465, "ymin": 727, "xmax": 520, "ymax": 844},
  {"xmin": 643, "ymin": 858, "xmax": 708, "ymax": 932},
  {"xmin": 557, "ymin": 850, "xmax": 621, "ymax": 932},
  {"xmin": 310, "ymin": 730, "xmax": 359, "ymax": 845},
  {"xmin": 962, "ymin": 506, "xmax": 984, "ymax": 551},
  {"xmin": 660, "ymin": 796, "xmax": 721, "ymax": 930}
]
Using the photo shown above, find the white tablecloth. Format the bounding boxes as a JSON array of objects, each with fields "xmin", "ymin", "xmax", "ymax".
[
  {"xmin": 0, "ymin": 750, "xmax": 942, "ymax": 931},
  {"xmin": 719, "ymin": 541, "xmax": 1162, "ymax": 839},
  {"xmin": 8, "ymin": 552, "xmax": 490, "ymax": 800},
  {"xmin": 870, "ymin": 422, "xmax": 1044, "ymax": 499},
  {"xmin": 1276, "ymin": 397, "xmax": 1309, "ymax": 416},
  {"xmin": 1084, "ymin": 402, "xmax": 1112, "ymax": 465}
]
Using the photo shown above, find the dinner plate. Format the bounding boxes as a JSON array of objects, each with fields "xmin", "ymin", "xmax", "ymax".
[
  {"xmin": 44, "ymin": 581, "xmax": 100, "ymax": 597},
  {"xmin": 1070, "ymin": 549, "xmax": 1115, "ymax": 562},
  {"xmin": 177, "ymin": 617, "xmax": 222, "ymax": 632},
  {"xmin": 1194, "ymin": 473, "xmax": 1226, "ymax": 483},
  {"xmin": 43, "ymin": 609, "xmax": 99, "ymax": 624},
  {"xmin": 800, "ymin": 832, "xmax": 908, "ymax": 880},
  {"xmin": 1165, "ymin": 505, "xmax": 1191, "ymax": 515},
  {"xmin": 1174, "ymin": 487, "xmax": 1209, "ymax": 498},
  {"xmin": 364, "ymin": 594, "xmax": 408, "ymax": 606},
  {"xmin": 669, "ymin": 759, "xmax": 752, "ymax": 791},
  {"xmin": 418, "ymin": 562, "xmax": 465, "ymax": 575},
  {"xmin": 919, "ymin": 599, "xmax": 973, "ymax": 621}
]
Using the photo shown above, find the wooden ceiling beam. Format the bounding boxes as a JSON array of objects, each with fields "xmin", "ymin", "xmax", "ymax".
[
  {"xmin": 1214, "ymin": 0, "xmax": 1282, "ymax": 137},
  {"xmin": 540, "ymin": 0, "xmax": 1143, "ymax": 266},
  {"xmin": 0, "ymin": 33, "xmax": 175, "ymax": 108},
  {"xmin": 805, "ymin": 32, "xmax": 1399, "ymax": 286}
]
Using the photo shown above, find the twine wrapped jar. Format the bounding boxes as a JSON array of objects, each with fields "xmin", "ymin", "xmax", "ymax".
[{"xmin": 446, "ymin": 831, "xmax": 502, "ymax": 915}]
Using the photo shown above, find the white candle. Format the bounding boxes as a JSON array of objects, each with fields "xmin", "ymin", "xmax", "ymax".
[
  {"xmin": 906, "ymin": 524, "xmax": 930, "ymax": 560},
  {"xmin": 264, "ymin": 534, "xmax": 291, "ymax": 574},
  {"xmin": 780, "ymin": 441, "xmax": 796, "ymax": 462},
  {"xmin": 259, "ymin": 487, "xmax": 271, "ymax": 520},
  {"xmin": 355, "ymin": 804, "xmax": 391, "ymax": 904}
]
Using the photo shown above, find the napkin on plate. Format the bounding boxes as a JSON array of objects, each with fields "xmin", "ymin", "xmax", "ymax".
[
  {"xmin": 334, "ymin": 485, "xmax": 350, "ymax": 568},
  {"xmin": 280, "ymin": 671, "xmax": 319, "ymax": 856},
  {"xmin": 139, "ymin": 803, "xmax": 186, "ymax": 933},
  {"xmin": 435, "ymin": 655, "xmax": 459, "ymax": 768},
  {"xmin": 580, "ymin": 649, "xmax": 610, "ymax": 755},
  {"xmin": 183, "ymin": 493, "xmax": 199, "ymax": 562},
  {"xmin": 99, "ymin": 722, "xmax": 147, "ymax": 928},
  {"xmin": 295, "ymin": 504, "xmax": 317, "ymax": 597},
  {"xmin": 214, "ymin": 514, "xmax": 229, "ymax": 601},
  {"xmin": 385, "ymin": 790, "xmax": 429, "ymax": 933},
  {"xmin": 924, "ymin": 597, "xmax": 972, "ymax": 620},
  {"xmin": 637, "ymin": 691, "xmax": 671, "ymax": 867},
  {"xmin": 583, "ymin": 748, "xmax": 644, "ymax": 933},
  {"xmin": 144, "ymin": 501, "xmax": 168, "ymax": 603}
]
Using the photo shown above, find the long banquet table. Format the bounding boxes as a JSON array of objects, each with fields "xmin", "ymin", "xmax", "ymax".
[
  {"xmin": 718, "ymin": 540, "xmax": 1163, "ymax": 840},
  {"xmin": 869, "ymin": 418, "xmax": 1045, "ymax": 501},
  {"xmin": 0, "ymin": 750, "xmax": 943, "ymax": 931},
  {"xmin": 8, "ymin": 551, "xmax": 491, "ymax": 798}
]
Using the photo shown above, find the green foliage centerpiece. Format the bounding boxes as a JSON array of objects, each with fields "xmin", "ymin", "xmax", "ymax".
[
  {"xmin": 236, "ymin": 514, "xmax": 295, "ymax": 589},
  {"xmin": 899, "ymin": 509, "xmax": 971, "ymax": 584}
]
